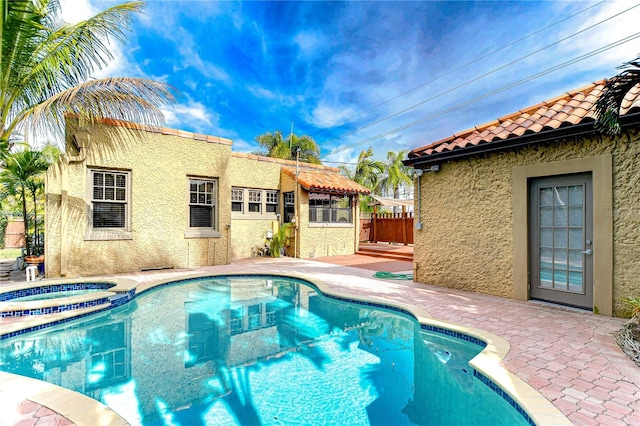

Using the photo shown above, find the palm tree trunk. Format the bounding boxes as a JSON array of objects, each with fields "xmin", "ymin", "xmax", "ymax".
[
  {"xmin": 20, "ymin": 187, "xmax": 30, "ymax": 255},
  {"xmin": 31, "ymin": 188, "xmax": 38, "ymax": 254}
]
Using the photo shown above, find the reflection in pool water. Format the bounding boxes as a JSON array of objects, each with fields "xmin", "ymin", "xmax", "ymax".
[{"xmin": 0, "ymin": 276, "xmax": 529, "ymax": 425}]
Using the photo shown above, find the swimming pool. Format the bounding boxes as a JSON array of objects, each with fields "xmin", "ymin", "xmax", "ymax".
[{"xmin": 0, "ymin": 275, "xmax": 531, "ymax": 425}]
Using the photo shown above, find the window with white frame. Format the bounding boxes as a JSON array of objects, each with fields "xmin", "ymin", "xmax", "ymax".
[
  {"xmin": 231, "ymin": 188, "xmax": 243, "ymax": 213},
  {"xmin": 231, "ymin": 187, "xmax": 280, "ymax": 218},
  {"xmin": 87, "ymin": 169, "xmax": 132, "ymax": 240},
  {"xmin": 92, "ymin": 170, "xmax": 128, "ymax": 228},
  {"xmin": 266, "ymin": 191, "xmax": 278, "ymax": 213},
  {"xmin": 309, "ymin": 192, "xmax": 352, "ymax": 223},
  {"xmin": 248, "ymin": 190, "xmax": 261, "ymax": 213},
  {"xmin": 189, "ymin": 178, "xmax": 217, "ymax": 229},
  {"xmin": 284, "ymin": 192, "xmax": 295, "ymax": 223}
]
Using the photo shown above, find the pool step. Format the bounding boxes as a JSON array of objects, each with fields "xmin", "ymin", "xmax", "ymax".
[
  {"xmin": 0, "ymin": 291, "xmax": 115, "ymax": 318},
  {"xmin": 355, "ymin": 246, "xmax": 413, "ymax": 261},
  {"xmin": 1, "ymin": 303, "xmax": 111, "ymax": 339},
  {"xmin": 0, "ymin": 260, "xmax": 14, "ymax": 281}
]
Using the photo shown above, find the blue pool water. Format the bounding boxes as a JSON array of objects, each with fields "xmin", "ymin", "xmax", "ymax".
[{"xmin": 0, "ymin": 276, "xmax": 530, "ymax": 425}]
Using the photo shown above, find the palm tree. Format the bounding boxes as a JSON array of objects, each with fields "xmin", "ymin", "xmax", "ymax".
[
  {"xmin": 594, "ymin": 56, "xmax": 640, "ymax": 134},
  {"xmin": 380, "ymin": 150, "xmax": 412, "ymax": 213},
  {"xmin": 0, "ymin": 149, "xmax": 51, "ymax": 255},
  {"xmin": 340, "ymin": 147, "xmax": 384, "ymax": 212},
  {"xmin": 254, "ymin": 130, "xmax": 288, "ymax": 158},
  {"xmin": 286, "ymin": 132, "xmax": 321, "ymax": 164},
  {"xmin": 0, "ymin": 0, "xmax": 178, "ymax": 161},
  {"xmin": 351, "ymin": 147, "xmax": 385, "ymax": 191},
  {"xmin": 255, "ymin": 129, "xmax": 321, "ymax": 164}
]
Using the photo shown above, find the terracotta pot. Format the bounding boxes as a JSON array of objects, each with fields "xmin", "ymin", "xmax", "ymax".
[{"xmin": 25, "ymin": 255, "xmax": 44, "ymax": 264}]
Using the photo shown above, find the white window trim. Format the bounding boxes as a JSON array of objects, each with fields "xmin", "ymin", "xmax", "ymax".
[
  {"xmin": 85, "ymin": 168, "xmax": 133, "ymax": 241},
  {"xmin": 231, "ymin": 187, "xmax": 280, "ymax": 220},
  {"xmin": 231, "ymin": 188, "xmax": 244, "ymax": 214},
  {"xmin": 185, "ymin": 177, "xmax": 221, "ymax": 239}
]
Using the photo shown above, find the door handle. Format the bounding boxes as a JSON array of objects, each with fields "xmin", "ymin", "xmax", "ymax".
[{"xmin": 580, "ymin": 249, "xmax": 593, "ymax": 255}]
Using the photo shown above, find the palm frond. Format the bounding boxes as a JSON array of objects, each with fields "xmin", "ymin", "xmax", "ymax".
[
  {"xmin": 22, "ymin": 77, "xmax": 178, "ymax": 141},
  {"xmin": 594, "ymin": 55, "xmax": 640, "ymax": 134},
  {"xmin": 1, "ymin": 1, "xmax": 169, "ymax": 147}
]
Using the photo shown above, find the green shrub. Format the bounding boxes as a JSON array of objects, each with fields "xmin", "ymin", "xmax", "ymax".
[{"xmin": 625, "ymin": 297, "xmax": 640, "ymax": 321}]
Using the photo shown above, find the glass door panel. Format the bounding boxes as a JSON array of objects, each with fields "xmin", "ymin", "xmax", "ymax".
[{"xmin": 530, "ymin": 174, "xmax": 593, "ymax": 309}]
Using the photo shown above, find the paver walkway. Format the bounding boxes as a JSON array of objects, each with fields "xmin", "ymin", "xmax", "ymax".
[{"xmin": 1, "ymin": 256, "xmax": 638, "ymax": 425}]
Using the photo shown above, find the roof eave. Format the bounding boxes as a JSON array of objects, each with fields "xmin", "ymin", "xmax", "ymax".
[
  {"xmin": 306, "ymin": 185, "xmax": 370, "ymax": 195},
  {"xmin": 404, "ymin": 112, "xmax": 640, "ymax": 168}
]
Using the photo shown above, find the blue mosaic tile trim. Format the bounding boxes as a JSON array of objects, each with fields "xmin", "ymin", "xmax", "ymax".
[
  {"xmin": 0, "ymin": 282, "xmax": 115, "ymax": 301},
  {"xmin": 1, "ymin": 298, "xmax": 111, "ymax": 318},
  {"xmin": 132, "ymin": 273, "xmax": 310, "ymax": 298},
  {"xmin": 1, "ymin": 305, "xmax": 112, "ymax": 340},
  {"xmin": 110, "ymin": 290, "xmax": 135, "ymax": 308},
  {"xmin": 474, "ymin": 370, "xmax": 536, "ymax": 426},
  {"xmin": 318, "ymin": 292, "xmax": 489, "ymax": 349},
  {"xmin": 420, "ymin": 324, "xmax": 487, "ymax": 348},
  {"xmin": 324, "ymin": 293, "xmax": 416, "ymax": 317}
]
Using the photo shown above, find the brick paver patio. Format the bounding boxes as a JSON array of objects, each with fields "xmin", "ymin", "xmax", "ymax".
[{"xmin": 1, "ymin": 255, "xmax": 638, "ymax": 425}]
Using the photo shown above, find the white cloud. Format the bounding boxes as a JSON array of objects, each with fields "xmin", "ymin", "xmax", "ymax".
[
  {"xmin": 162, "ymin": 100, "xmax": 216, "ymax": 130},
  {"xmin": 294, "ymin": 31, "xmax": 324, "ymax": 58},
  {"xmin": 134, "ymin": 2, "xmax": 232, "ymax": 84},
  {"xmin": 58, "ymin": 0, "xmax": 145, "ymax": 79},
  {"xmin": 305, "ymin": 102, "xmax": 355, "ymax": 128},
  {"xmin": 558, "ymin": 1, "xmax": 640, "ymax": 70},
  {"xmin": 59, "ymin": 0, "xmax": 95, "ymax": 22},
  {"xmin": 230, "ymin": 137, "xmax": 256, "ymax": 153}
]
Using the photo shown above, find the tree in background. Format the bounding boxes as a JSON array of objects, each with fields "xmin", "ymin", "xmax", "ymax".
[
  {"xmin": 380, "ymin": 150, "xmax": 412, "ymax": 205},
  {"xmin": 595, "ymin": 56, "xmax": 640, "ymax": 134},
  {"xmin": 0, "ymin": 0, "xmax": 178, "ymax": 162},
  {"xmin": 0, "ymin": 214, "xmax": 7, "ymax": 250},
  {"xmin": 255, "ymin": 130, "xmax": 321, "ymax": 164},
  {"xmin": 339, "ymin": 147, "xmax": 385, "ymax": 212},
  {"xmin": 0, "ymin": 149, "xmax": 53, "ymax": 255}
]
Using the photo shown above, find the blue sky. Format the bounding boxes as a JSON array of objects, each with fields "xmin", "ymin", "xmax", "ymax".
[{"xmin": 64, "ymin": 1, "xmax": 640, "ymax": 167}]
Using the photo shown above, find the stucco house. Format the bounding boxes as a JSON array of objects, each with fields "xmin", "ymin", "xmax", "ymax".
[
  {"xmin": 404, "ymin": 80, "xmax": 640, "ymax": 317},
  {"xmin": 45, "ymin": 118, "xmax": 369, "ymax": 278}
]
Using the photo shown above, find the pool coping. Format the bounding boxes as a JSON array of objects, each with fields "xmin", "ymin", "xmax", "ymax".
[{"xmin": 0, "ymin": 271, "xmax": 572, "ymax": 426}]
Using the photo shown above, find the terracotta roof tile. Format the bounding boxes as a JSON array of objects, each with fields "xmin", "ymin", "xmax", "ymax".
[
  {"xmin": 282, "ymin": 166, "xmax": 370, "ymax": 195},
  {"xmin": 408, "ymin": 80, "xmax": 640, "ymax": 160},
  {"xmin": 511, "ymin": 126, "xmax": 528, "ymax": 137}
]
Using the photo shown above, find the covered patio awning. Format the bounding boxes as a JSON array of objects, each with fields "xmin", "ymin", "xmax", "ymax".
[
  {"xmin": 282, "ymin": 166, "xmax": 370, "ymax": 195},
  {"xmin": 369, "ymin": 195, "xmax": 413, "ymax": 207}
]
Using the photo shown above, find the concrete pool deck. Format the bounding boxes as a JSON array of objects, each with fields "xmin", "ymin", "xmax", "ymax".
[{"xmin": 1, "ymin": 255, "xmax": 638, "ymax": 425}]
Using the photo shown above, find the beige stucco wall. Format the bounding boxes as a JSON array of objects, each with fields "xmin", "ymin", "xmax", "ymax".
[
  {"xmin": 229, "ymin": 165, "xmax": 362, "ymax": 259},
  {"xmin": 228, "ymin": 155, "xmax": 284, "ymax": 258},
  {"xmin": 289, "ymin": 174, "xmax": 361, "ymax": 259},
  {"xmin": 45, "ymin": 121, "xmax": 233, "ymax": 278},
  {"xmin": 45, "ymin": 122, "xmax": 366, "ymax": 276},
  {"xmin": 413, "ymin": 129, "xmax": 640, "ymax": 317}
]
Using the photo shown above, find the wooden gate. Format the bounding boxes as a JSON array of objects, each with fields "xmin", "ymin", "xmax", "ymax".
[{"xmin": 360, "ymin": 210, "xmax": 413, "ymax": 245}]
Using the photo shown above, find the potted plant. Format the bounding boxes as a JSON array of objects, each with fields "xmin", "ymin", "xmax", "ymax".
[{"xmin": 270, "ymin": 223, "xmax": 292, "ymax": 257}]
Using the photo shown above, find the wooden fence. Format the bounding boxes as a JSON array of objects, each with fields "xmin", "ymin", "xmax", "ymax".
[
  {"xmin": 360, "ymin": 211, "xmax": 413, "ymax": 245},
  {"xmin": 5, "ymin": 219, "xmax": 25, "ymax": 248}
]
